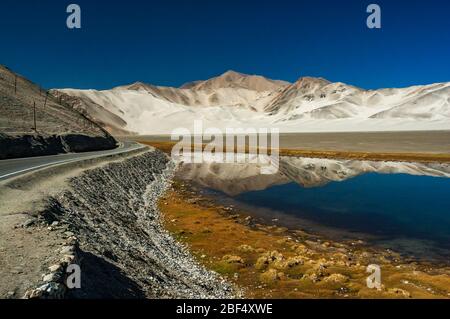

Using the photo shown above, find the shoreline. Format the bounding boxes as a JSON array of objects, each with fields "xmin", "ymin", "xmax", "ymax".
[
  {"xmin": 158, "ymin": 179, "xmax": 450, "ymax": 299},
  {"xmin": 138, "ymin": 141, "xmax": 450, "ymax": 164}
]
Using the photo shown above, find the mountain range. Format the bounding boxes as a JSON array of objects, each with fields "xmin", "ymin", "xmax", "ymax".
[{"xmin": 56, "ymin": 70, "xmax": 450, "ymax": 134}]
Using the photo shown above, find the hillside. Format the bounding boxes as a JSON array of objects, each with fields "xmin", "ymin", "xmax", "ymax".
[
  {"xmin": 0, "ymin": 65, "xmax": 117, "ymax": 159},
  {"xmin": 57, "ymin": 71, "xmax": 450, "ymax": 134}
]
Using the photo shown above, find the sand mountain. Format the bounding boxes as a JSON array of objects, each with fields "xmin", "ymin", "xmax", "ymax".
[
  {"xmin": 56, "ymin": 71, "xmax": 450, "ymax": 134},
  {"xmin": 266, "ymin": 77, "xmax": 450, "ymax": 121},
  {"xmin": 113, "ymin": 71, "xmax": 289, "ymax": 109},
  {"xmin": 180, "ymin": 70, "xmax": 290, "ymax": 92},
  {"xmin": 49, "ymin": 90, "xmax": 133, "ymax": 135}
]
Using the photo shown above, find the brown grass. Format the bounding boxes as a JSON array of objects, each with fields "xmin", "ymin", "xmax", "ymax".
[
  {"xmin": 159, "ymin": 180, "xmax": 450, "ymax": 299},
  {"xmin": 140, "ymin": 141, "xmax": 450, "ymax": 164}
]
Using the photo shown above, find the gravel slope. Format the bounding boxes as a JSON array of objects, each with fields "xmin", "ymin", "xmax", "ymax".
[{"xmin": 41, "ymin": 149, "xmax": 236, "ymax": 298}]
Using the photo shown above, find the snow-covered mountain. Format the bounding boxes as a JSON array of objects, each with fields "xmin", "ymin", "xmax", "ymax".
[{"xmin": 56, "ymin": 71, "xmax": 450, "ymax": 134}]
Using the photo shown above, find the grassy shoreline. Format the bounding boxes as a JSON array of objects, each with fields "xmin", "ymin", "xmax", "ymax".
[
  {"xmin": 158, "ymin": 180, "xmax": 450, "ymax": 299},
  {"xmin": 140, "ymin": 141, "xmax": 450, "ymax": 164},
  {"xmin": 149, "ymin": 141, "xmax": 450, "ymax": 298}
]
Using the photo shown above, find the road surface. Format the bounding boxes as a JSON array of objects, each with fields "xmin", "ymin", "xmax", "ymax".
[{"xmin": 0, "ymin": 141, "xmax": 145, "ymax": 182}]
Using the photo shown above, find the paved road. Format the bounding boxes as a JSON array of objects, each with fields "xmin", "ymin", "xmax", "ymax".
[{"xmin": 0, "ymin": 141, "xmax": 145, "ymax": 182}]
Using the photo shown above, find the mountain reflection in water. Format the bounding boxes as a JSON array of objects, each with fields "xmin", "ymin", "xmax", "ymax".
[{"xmin": 175, "ymin": 156, "xmax": 450, "ymax": 261}]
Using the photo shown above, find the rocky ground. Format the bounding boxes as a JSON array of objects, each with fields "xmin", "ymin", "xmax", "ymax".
[
  {"xmin": 0, "ymin": 149, "xmax": 237, "ymax": 299},
  {"xmin": 0, "ymin": 133, "xmax": 117, "ymax": 160}
]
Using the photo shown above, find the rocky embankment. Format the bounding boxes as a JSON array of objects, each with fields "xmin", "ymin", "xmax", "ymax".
[
  {"xmin": 23, "ymin": 149, "xmax": 235, "ymax": 299},
  {"xmin": 0, "ymin": 133, "xmax": 117, "ymax": 160}
]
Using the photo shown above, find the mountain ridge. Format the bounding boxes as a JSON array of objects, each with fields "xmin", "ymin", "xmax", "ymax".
[
  {"xmin": 56, "ymin": 70, "xmax": 450, "ymax": 134},
  {"xmin": 180, "ymin": 70, "xmax": 291, "ymax": 92}
]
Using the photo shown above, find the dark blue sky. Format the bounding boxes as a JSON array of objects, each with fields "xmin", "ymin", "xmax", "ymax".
[{"xmin": 1, "ymin": 0, "xmax": 449, "ymax": 90}]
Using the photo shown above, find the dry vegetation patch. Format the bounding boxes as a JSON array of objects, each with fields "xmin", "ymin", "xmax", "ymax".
[{"xmin": 159, "ymin": 180, "xmax": 450, "ymax": 299}]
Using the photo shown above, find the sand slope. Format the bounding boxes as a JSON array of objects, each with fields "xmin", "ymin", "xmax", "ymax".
[{"xmin": 58, "ymin": 71, "xmax": 450, "ymax": 134}]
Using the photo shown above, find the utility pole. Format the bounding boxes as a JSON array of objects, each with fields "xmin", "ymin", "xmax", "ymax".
[
  {"xmin": 14, "ymin": 75, "xmax": 17, "ymax": 94},
  {"xmin": 33, "ymin": 101, "xmax": 37, "ymax": 132}
]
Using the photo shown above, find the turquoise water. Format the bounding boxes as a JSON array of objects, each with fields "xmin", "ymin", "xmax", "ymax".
[{"xmin": 215, "ymin": 173, "xmax": 450, "ymax": 261}]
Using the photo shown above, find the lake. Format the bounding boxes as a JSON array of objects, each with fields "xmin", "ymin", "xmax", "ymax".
[{"xmin": 176, "ymin": 156, "xmax": 450, "ymax": 262}]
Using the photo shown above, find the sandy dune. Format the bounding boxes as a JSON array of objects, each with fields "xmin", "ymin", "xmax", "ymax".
[{"xmin": 58, "ymin": 71, "xmax": 450, "ymax": 135}]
